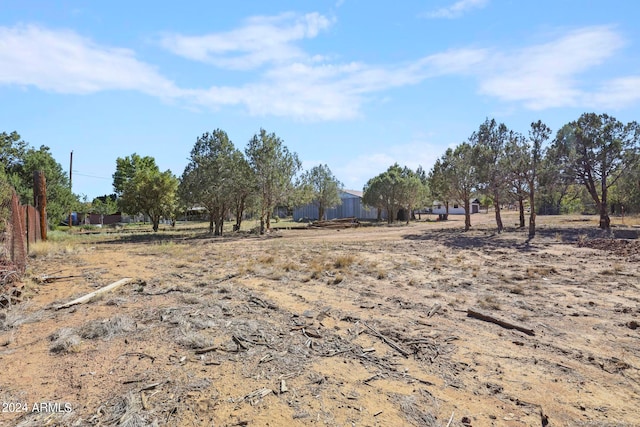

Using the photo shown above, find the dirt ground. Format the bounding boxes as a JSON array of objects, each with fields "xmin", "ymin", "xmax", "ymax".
[{"xmin": 1, "ymin": 213, "xmax": 639, "ymax": 427}]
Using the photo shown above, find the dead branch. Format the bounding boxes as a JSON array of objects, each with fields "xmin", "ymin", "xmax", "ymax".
[
  {"xmin": 56, "ymin": 278, "xmax": 134, "ymax": 310},
  {"xmin": 363, "ymin": 322, "xmax": 410, "ymax": 358},
  {"xmin": 427, "ymin": 302, "xmax": 442, "ymax": 318},
  {"xmin": 467, "ymin": 308, "xmax": 535, "ymax": 336}
]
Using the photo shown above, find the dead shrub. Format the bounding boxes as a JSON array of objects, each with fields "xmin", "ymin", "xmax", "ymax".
[
  {"xmin": 334, "ymin": 254, "xmax": 355, "ymax": 269},
  {"xmin": 79, "ymin": 316, "xmax": 136, "ymax": 340},
  {"xmin": 49, "ymin": 328, "xmax": 81, "ymax": 354}
]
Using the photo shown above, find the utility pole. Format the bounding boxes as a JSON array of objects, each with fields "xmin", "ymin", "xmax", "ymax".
[{"xmin": 68, "ymin": 151, "xmax": 73, "ymax": 228}]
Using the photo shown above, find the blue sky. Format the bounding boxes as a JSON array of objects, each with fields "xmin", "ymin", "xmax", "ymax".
[{"xmin": 2, "ymin": 0, "xmax": 640, "ymax": 200}]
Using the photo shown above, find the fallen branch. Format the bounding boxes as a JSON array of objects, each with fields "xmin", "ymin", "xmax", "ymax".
[
  {"xmin": 363, "ymin": 322, "xmax": 410, "ymax": 358},
  {"xmin": 56, "ymin": 278, "xmax": 134, "ymax": 310},
  {"xmin": 467, "ymin": 308, "xmax": 535, "ymax": 336}
]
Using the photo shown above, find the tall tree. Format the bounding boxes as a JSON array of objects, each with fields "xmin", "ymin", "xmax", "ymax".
[
  {"xmin": 299, "ymin": 164, "xmax": 343, "ymax": 221},
  {"xmin": 363, "ymin": 164, "xmax": 425, "ymax": 225},
  {"xmin": 553, "ymin": 113, "xmax": 640, "ymax": 229},
  {"xmin": 445, "ymin": 144, "xmax": 476, "ymax": 231},
  {"xmin": 471, "ymin": 118, "xmax": 510, "ymax": 233},
  {"xmin": 428, "ymin": 157, "xmax": 453, "ymax": 220},
  {"xmin": 113, "ymin": 153, "xmax": 158, "ymax": 197},
  {"xmin": 245, "ymin": 129, "xmax": 301, "ymax": 234},
  {"xmin": 10, "ymin": 145, "xmax": 77, "ymax": 226},
  {"xmin": 525, "ymin": 121, "xmax": 552, "ymax": 237},
  {"xmin": 114, "ymin": 155, "xmax": 178, "ymax": 232},
  {"xmin": 398, "ymin": 166, "xmax": 426, "ymax": 224},
  {"xmin": 179, "ymin": 130, "xmax": 241, "ymax": 235}
]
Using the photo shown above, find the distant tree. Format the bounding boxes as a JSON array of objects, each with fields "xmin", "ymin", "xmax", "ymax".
[
  {"xmin": 0, "ymin": 131, "xmax": 27, "ymax": 172},
  {"xmin": 524, "ymin": 121, "xmax": 552, "ymax": 237},
  {"xmin": 113, "ymin": 153, "xmax": 158, "ymax": 197},
  {"xmin": 114, "ymin": 155, "xmax": 177, "ymax": 232},
  {"xmin": 398, "ymin": 166, "xmax": 427, "ymax": 224},
  {"xmin": 245, "ymin": 129, "xmax": 301, "ymax": 234},
  {"xmin": 299, "ymin": 164, "xmax": 343, "ymax": 221},
  {"xmin": 504, "ymin": 131, "xmax": 529, "ymax": 228},
  {"xmin": 363, "ymin": 164, "xmax": 424, "ymax": 225},
  {"xmin": 91, "ymin": 194, "xmax": 118, "ymax": 226},
  {"xmin": 471, "ymin": 118, "xmax": 510, "ymax": 233},
  {"xmin": 229, "ymin": 151, "xmax": 255, "ymax": 231},
  {"xmin": 179, "ymin": 130, "xmax": 241, "ymax": 235},
  {"xmin": 428, "ymin": 157, "xmax": 453, "ymax": 220},
  {"xmin": 444, "ymin": 144, "xmax": 476, "ymax": 231},
  {"xmin": 553, "ymin": 113, "xmax": 640, "ymax": 229},
  {"xmin": 12, "ymin": 145, "xmax": 77, "ymax": 226}
]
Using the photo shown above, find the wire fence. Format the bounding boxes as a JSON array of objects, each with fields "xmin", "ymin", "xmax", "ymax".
[{"xmin": 1, "ymin": 190, "xmax": 42, "ymax": 282}]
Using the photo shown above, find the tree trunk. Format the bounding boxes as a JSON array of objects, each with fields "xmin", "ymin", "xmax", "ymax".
[
  {"xmin": 528, "ymin": 189, "xmax": 536, "ymax": 239},
  {"xmin": 464, "ymin": 200, "xmax": 471, "ymax": 231},
  {"xmin": 266, "ymin": 211, "xmax": 271, "ymax": 231},
  {"xmin": 377, "ymin": 208, "xmax": 382, "ymax": 221},
  {"xmin": 518, "ymin": 197, "xmax": 525, "ymax": 228},
  {"xmin": 406, "ymin": 205, "xmax": 411, "ymax": 225},
  {"xmin": 444, "ymin": 201, "xmax": 449, "ymax": 221},
  {"xmin": 209, "ymin": 213, "xmax": 214, "ymax": 234},
  {"xmin": 318, "ymin": 204, "xmax": 325, "ymax": 221},
  {"xmin": 598, "ymin": 202, "xmax": 610, "ymax": 229},
  {"xmin": 599, "ymin": 181, "xmax": 610, "ymax": 229},
  {"xmin": 152, "ymin": 215, "xmax": 160, "ymax": 232},
  {"xmin": 493, "ymin": 198, "xmax": 504, "ymax": 233},
  {"xmin": 216, "ymin": 217, "xmax": 224, "ymax": 236}
]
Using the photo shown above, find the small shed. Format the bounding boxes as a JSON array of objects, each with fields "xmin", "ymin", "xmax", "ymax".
[
  {"xmin": 432, "ymin": 199, "xmax": 480, "ymax": 215},
  {"xmin": 293, "ymin": 189, "xmax": 381, "ymax": 221}
]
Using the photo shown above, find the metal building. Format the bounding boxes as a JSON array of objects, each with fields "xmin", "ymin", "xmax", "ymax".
[{"xmin": 293, "ymin": 190, "xmax": 382, "ymax": 221}]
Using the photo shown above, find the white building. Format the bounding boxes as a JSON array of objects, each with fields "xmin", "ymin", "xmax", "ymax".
[{"xmin": 432, "ymin": 199, "xmax": 480, "ymax": 215}]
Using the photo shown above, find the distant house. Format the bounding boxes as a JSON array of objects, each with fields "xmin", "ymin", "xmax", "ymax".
[
  {"xmin": 432, "ymin": 199, "xmax": 480, "ymax": 215},
  {"xmin": 293, "ymin": 189, "xmax": 382, "ymax": 221}
]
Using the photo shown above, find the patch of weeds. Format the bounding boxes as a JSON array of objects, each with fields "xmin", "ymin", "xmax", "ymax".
[
  {"xmin": 79, "ymin": 316, "xmax": 136, "ymax": 340},
  {"xmin": 376, "ymin": 269, "xmax": 387, "ymax": 280},
  {"xmin": 408, "ymin": 278, "xmax": 419, "ymax": 287},
  {"xmin": 334, "ymin": 254, "xmax": 355, "ymax": 269},
  {"xmin": 180, "ymin": 295, "xmax": 202, "ymax": 305},
  {"xmin": 259, "ymin": 255, "xmax": 275, "ymax": 264},
  {"xmin": 176, "ymin": 329, "xmax": 213, "ymax": 349},
  {"xmin": 478, "ymin": 295, "xmax": 501, "ymax": 311},
  {"xmin": 526, "ymin": 265, "xmax": 558, "ymax": 278},
  {"xmin": 510, "ymin": 286, "xmax": 525, "ymax": 295},
  {"xmin": 282, "ymin": 261, "xmax": 298, "ymax": 272},
  {"xmin": 333, "ymin": 275, "xmax": 344, "ymax": 285},
  {"xmin": 49, "ymin": 328, "xmax": 81, "ymax": 354}
]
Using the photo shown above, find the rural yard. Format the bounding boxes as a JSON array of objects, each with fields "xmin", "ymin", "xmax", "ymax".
[{"xmin": 1, "ymin": 213, "xmax": 639, "ymax": 427}]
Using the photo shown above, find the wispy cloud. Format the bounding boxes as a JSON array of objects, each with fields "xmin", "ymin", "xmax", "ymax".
[
  {"xmin": 1, "ymin": 19, "xmax": 638, "ymax": 121},
  {"xmin": 477, "ymin": 26, "xmax": 627, "ymax": 109},
  {"xmin": 336, "ymin": 141, "xmax": 442, "ymax": 190},
  {"xmin": 424, "ymin": 0, "xmax": 489, "ymax": 19},
  {"xmin": 0, "ymin": 24, "xmax": 181, "ymax": 98},
  {"xmin": 159, "ymin": 12, "xmax": 333, "ymax": 70}
]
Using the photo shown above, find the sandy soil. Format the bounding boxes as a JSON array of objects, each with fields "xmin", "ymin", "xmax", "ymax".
[{"xmin": 0, "ymin": 213, "xmax": 639, "ymax": 427}]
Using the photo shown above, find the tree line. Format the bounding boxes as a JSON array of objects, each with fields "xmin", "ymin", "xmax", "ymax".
[
  {"xmin": 111, "ymin": 128, "xmax": 343, "ymax": 234},
  {"xmin": 1, "ymin": 111, "xmax": 638, "ymax": 235},
  {"xmin": 427, "ymin": 113, "xmax": 640, "ymax": 236}
]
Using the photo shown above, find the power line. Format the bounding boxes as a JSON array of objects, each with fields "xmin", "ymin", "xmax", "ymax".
[{"xmin": 71, "ymin": 170, "xmax": 111, "ymax": 180}]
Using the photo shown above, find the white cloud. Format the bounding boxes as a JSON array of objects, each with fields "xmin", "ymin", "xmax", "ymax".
[
  {"xmin": 477, "ymin": 26, "xmax": 626, "ymax": 110},
  {"xmin": 1, "ymin": 20, "xmax": 638, "ymax": 122},
  {"xmin": 159, "ymin": 12, "xmax": 333, "ymax": 70},
  {"xmin": 336, "ymin": 142, "xmax": 441, "ymax": 190},
  {"xmin": 0, "ymin": 24, "xmax": 181, "ymax": 98},
  {"xmin": 425, "ymin": 0, "xmax": 489, "ymax": 19}
]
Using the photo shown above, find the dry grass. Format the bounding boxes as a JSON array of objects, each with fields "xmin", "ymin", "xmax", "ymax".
[
  {"xmin": 49, "ymin": 327, "xmax": 81, "ymax": 354},
  {"xmin": 79, "ymin": 315, "xmax": 136, "ymax": 340},
  {"xmin": 478, "ymin": 295, "xmax": 501, "ymax": 311},
  {"xmin": 334, "ymin": 254, "xmax": 356, "ymax": 269}
]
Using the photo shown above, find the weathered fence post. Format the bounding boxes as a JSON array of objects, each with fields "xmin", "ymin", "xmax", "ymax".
[{"xmin": 33, "ymin": 170, "xmax": 47, "ymax": 241}]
